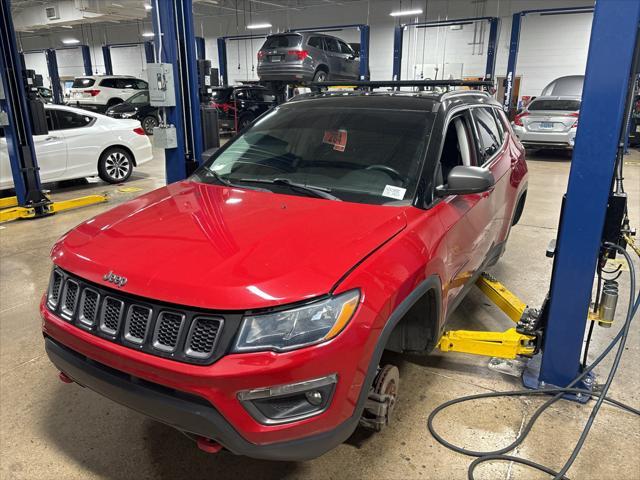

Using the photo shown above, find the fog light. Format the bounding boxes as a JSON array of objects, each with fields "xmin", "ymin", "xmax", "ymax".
[
  {"xmin": 238, "ymin": 374, "xmax": 337, "ymax": 425},
  {"xmin": 305, "ymin": 390, "xmax": 323, "ymax": 406}
]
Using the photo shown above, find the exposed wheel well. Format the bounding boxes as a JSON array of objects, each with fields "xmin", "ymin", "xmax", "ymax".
[
  {"xmin": 385, "ymin": 288, "xmax": 440, "ymax": 355},
  {"xmin": 100, "ymin": 145, "xmax": 137, "ymax": 167},
  {"xmin": 315, "ymin": 64, "xmax": 329, "ymax": 74}
]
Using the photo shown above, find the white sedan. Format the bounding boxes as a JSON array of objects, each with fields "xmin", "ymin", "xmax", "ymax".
[{"xmin": 1, "ymin": 104, "xmax": 153, "ymax": 189}]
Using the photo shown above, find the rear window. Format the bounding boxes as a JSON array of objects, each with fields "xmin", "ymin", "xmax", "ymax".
[
  {"xmin": 262, "ymin": 35, "xmax": 301, "ymax": 49},
  {"xmin": 72, "ymin": 78, "xmax": 95, "ymax": 88},
  {"xmin": 529, "ymin": 99, "xmax": 581, "ymax": 111},
  {"xmin": 211, "ymin": 88, "xmax": 233, "ymax": 103}
]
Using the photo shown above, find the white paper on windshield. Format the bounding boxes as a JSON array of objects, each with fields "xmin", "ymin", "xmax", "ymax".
[{"xmin": 382, "ymin": 185, "xmax": 406, "ymax": 200}]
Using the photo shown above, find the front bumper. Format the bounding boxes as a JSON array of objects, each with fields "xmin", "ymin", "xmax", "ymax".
[
  {"xmin": 512, "ymin": 125, "xmax": 576, "ymax": 149},
  {"xmin": 45, "ymin": 336, "xmax": 357, "ymax": 461},
  {"xmin": 41, "ymin": 296, "xmax": 376, "ymax": 459}
]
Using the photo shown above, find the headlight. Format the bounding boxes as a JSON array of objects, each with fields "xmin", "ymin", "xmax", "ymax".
[
  {"xmin": 233, "ymin": 290, "xmax": 360, "ymax": 352},
  {"xmin": 119, "ymin": 112, "xmax": 136, "ymax": 118}
]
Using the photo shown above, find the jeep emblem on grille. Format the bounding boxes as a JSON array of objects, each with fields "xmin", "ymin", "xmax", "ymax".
[{"xmin": 103, "ymin": 271, "xmax": 127, "ymax": 287}]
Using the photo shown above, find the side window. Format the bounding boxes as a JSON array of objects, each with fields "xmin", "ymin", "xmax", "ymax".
[
  {"xmin": 471, "ymin": 107, "xmax": 501, "ymax": 162},
  {"xmin": 308, "ymin": 37, "xmax": 323, "ymax": 49},
  {"xmin": 52, "ymin": 110, "xmax": 93, "ymax": 130},
  {"xmin": 325, "ymin": 38, "xmax": 340, "ymax": 53},
  {"xmin": 136, "ymin": 80, "xmax": 148, "ymax": 89},
  {"xmin": 338, "ymin": 40, "xmax": 353, "ymax": 55},
  {"xmin": 45, "ymin": 110, "xmax": 55, "ymax": 131},
  {"xmin": 490, "ymin": 108, "xmax": 505, "ymax": 142},
  {"xmin": 119, "ymin": 79, "xmax": 136, "ymax": 89},
  {"xmin": 99, "ymin": 78, "xmax": 115, "ymax": 88},
  {"xmin": 437, "ymin": 113, "xmax": 474, "ymax": 186}
]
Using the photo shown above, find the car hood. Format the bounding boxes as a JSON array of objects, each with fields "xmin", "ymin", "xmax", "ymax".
[{"xmin": 52, "ymin": 181, "xmax": 408, "ymax": 310}]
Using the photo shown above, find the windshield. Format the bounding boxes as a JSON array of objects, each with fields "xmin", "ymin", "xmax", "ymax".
[
  {"xmin": 195, "ymin": 105, "xmax": 433, "ymax": 205},
  {"xmin": 529, "ymin": 99, "xmax": 581, "ymax": 111},
  {"xmin": 127, "ymin": 91, "xmax": 149, "ymax": 104}
]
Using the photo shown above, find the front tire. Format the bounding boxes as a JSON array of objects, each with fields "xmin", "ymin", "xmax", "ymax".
[
  {"xmin": 98, "ymin": 147, "xmax": 133, "ymax": 184},
  {"xmin": 313, "ymin": 69, "xmax": 329, "ymax": 82}
]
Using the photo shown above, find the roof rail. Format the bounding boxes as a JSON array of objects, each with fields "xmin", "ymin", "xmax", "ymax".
[{"xmin": 308, "ymin": 79, "xmax": 494, "ymax": 91}]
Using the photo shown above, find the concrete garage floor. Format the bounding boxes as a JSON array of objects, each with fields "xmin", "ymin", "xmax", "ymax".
[{"xmin": 1, "ymin": 147, "xmax": 639, "ymax": 480}]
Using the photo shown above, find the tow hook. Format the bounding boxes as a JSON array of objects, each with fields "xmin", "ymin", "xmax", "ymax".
[
  {"xmin": 359, "ymin": 364, "xmax": 400, "ymax": 431},
  {"xmin": 58, "ymin": 371, "xmax": 73, "ymax": 384},
  {"xmin": 195, "ymin": 436, "xmax": 223, "ymax": 454}
]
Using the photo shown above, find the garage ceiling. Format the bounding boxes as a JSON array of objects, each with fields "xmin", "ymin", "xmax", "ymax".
[{"xmin": 11, "ymin": 0, "xmax": 364, "ymax": 32}]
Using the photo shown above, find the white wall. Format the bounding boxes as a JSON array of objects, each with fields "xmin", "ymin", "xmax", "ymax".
[
  {"xmin": 23, "ymin": 51, "xmax": 49, "ymax": 88},
  {"xmin": 17, "ymin": 0, "xmax": 595, "ymax": 100}
]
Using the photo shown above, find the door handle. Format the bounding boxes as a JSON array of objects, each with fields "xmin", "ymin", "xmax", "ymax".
[{"xmin": 45, "ymin": 136, "xmax": 60, "ymax": 141}]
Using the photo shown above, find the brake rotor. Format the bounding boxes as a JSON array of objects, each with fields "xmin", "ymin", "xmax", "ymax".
[{"xmin": 374, "ymin": 364, "xmax": 400, "ymax": 424}]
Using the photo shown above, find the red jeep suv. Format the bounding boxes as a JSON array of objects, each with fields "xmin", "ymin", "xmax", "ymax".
[{"xmin": 42, "ymin": 87, "xmax": 527, "ymax": 461}]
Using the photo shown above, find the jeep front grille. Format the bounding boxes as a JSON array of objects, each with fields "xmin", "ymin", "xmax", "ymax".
[{"xmin": 45, "ymin": 268, "xmax": 226, "ymax": 365}]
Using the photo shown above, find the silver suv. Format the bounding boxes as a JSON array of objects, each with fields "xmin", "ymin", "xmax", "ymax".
[{"xmin": 257, "ymin": 32, "xmax": 360, "ymax": 82}]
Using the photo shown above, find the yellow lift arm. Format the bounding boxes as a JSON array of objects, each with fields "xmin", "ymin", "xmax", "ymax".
[
  {"xmin": 0, "ymin": 194, "xmax": 108, "ymax": 223},
  {"xmin": 437, "ymin": 273, "xmax": 537, "ymax": 360}
]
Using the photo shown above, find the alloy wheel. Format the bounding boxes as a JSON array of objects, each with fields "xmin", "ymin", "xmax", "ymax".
[{"xmin": 104, "ymin": 152, "xmax": 131, "ymax": 181}]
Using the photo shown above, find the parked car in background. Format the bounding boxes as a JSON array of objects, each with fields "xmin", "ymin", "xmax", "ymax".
[
  {"xmin": 211, "ymin": 85, "xmax": 277, "ymax": 131},
  {"xmin": 257, "ymin": 32, "xmax": 360, "ymax": 82},
  {"xmin": 512, "ymin": 96, "xmax": 581, "ymax": 150},
  {"xmin": 541, "ymin": 75, "xmax": 584, "ymax": 97},
  {"xmin": 41, "ymin": 87, "xmax": 527, "ymax": 461},
  {"xmin": 68, "ymin": 75, "xmax": 148, "ymax": 112},
  {"xmin": 106, "ymin": 90, "xmax": 159, "ymax": 135},
  {"xmin": 0, "ymin": 104, "xmax": 152, "ymax": 188}
]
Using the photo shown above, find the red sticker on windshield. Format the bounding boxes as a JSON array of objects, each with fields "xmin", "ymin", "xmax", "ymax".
[{"xmin": 323, "ymin": 129, "xmax": 348, "ymax": 152}]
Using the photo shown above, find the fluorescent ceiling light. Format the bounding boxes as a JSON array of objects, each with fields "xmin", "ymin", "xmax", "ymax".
[
  {"xmin": 247, "ymin": 23, "xmax": 272, "ymax": 29},
  {"xmin": 144, "ymin": 3, "xmax": 152, "ymax": 10},
  {"xmin": 142, "ymin": 32, "xmax": 155, "ymax": 37},
  {"xmin": 390, "ymin": 9, "xmax": 423, "ymax": 17},
  {"xmin": 62, "ymin": 38, "xmax": 80, "ymax": 44}
]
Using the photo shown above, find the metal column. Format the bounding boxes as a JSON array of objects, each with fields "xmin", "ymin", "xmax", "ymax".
[
  {"xmin": 216, "ymin": 37, "xmax": 228, "ymax": 85},
  {"xmin": 0, "ymin": 0, "xmax": 48, "ymax": 209},
  {"xmin": 80, "ymin": 45, "xmax": 92, "ymax": 75},
  {"xmin": 195, "ymin": 36, "xmax": 205, "ymax": 60},
  {"xmin": 537, "ymin": 0, "xmax": 640, "ymax": 388},
  {"xmin": 45, "ymin": 49, "xmax": 63, "ymax": 104},
  {"xmin": 143, "ymin": 41, "xmax": 155, "ymax": 64},
  {"xmin": 152, "ymin": 0, "xmax": 203, "ymax": 183},
  {"xmin": 102, "ymin": 45, "xmax": 113, "ymax": 75},
  {"xmin": 502, "ymin": 6, "xmax": 594, "ymax": 113}
]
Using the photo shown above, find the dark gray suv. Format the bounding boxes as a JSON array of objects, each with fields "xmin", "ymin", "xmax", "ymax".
[{"xmin": 257, "ymin": 32, "xmax": 360, "ymax": 82}]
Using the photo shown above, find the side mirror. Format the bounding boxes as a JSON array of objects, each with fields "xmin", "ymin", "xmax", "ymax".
[{"xmin": 436, "ymin": 166, "xmax": 495, "ymax": 196}]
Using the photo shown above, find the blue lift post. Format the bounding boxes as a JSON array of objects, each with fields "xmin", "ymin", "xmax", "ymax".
[
  {"xmin": 392, "ymin": 17, "xmax": 499, "ymax": 82},
  {"xmin": 530, "ymin": 0, "xmax": 640, "ymax": 390},
  {"xmin": 0, "ymin": 0, "xmax": 48, "ymax": 209},
  {"xmin": 502, "ymin": 6, "xmax": 594, "ymax": 114},
  {"xmin": 102, "ymin": 42, "xmax": 155, "ymax": 75},
  {"xmin": 195, "ymin": 36, "xmax": 205, "ymax": 61},
  {"xmin": 217, "ymin": 33, "xmax": 269, "ymax": 86},
  {"xmin": 151, "ymin": 0, "xmax": 203, "ymax": 183}
]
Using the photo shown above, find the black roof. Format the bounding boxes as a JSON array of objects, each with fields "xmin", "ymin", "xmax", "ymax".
[{"xmin": 285, "ymin": 89, "xmax": 499, "ymax": 111}]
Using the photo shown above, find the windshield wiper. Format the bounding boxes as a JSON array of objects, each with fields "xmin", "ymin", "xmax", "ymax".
[{"xmin": 233, "ymin": 178, "xmax": 341, "ymax": 201}]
